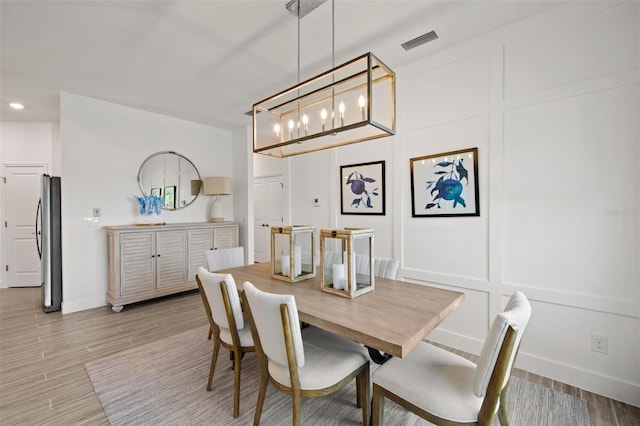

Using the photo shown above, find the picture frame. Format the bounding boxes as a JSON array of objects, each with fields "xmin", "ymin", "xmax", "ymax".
[
  {"xmin": 340, "ymin": 160, "xmax": 385, "ymax": 215},
  {"xmin": 410, "ymin": 147, "xmax": 479, "ymax": 217},
  {"xmin": 164, "ymin": 185, "xmax": 176, "ymax": 209},
  {"xmin": 150, "ymin": 187, "xmax": 162, "ymax": 198}
]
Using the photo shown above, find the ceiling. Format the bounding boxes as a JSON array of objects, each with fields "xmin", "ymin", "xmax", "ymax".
[{"xmin": 0, "ymin": 0, "xmax": 565, "ymax": 130}]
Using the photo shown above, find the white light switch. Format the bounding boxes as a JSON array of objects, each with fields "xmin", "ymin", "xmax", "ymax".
[{"xmin": 313, "ymin": 198, "xmax": 320, "ymax": 207}]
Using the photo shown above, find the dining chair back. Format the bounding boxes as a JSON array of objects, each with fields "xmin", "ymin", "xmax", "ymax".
[
  {"xmin": 207, "ymin": 246, "xmax": 245, "ymax": 272},
  {"xmin": 242, "ymin": 281, "xmax": 371, "ymax": 426},
  {"xmin": 373, "ymin": 257, "xmax": 399, "ymax": 279},
  {"xmin": 196, "ymin": 267, "xmax": 254, "ymax": 418},
  {"xmin": 371, "ymin": 291, "xmax": 531, "ymax": 426},
  {"xmin": 326, "ymin": 253, "xmax": 399, "ymax": 280}
]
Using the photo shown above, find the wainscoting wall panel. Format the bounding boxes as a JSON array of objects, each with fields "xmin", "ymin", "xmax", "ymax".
[{"xmin": 288, "ymin": 0, "xmax": 639, "ymax": 406}]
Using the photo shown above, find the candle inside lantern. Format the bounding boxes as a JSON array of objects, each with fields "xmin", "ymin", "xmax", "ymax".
[
  {"xmin": 339, "ymin": 102, "xmax": 345, "ymax": 127},
  {"xmin": 343, "ymin": 250, "xmax": 349, "ymax": 291},
  {"xmin": 332, "ymin": 263, "xmax": 345, "ymax": 290},
  {"xmin": 288, "ymin": 119, "xmax": 294, "ymax": 139},
  {"xmin": 302, "ymin": 114, "xmax": 309, "ymax": 136},
  {"xmin": 281, "ymin": 254, "xmax": 290, "ymax": 277},
  {"xmin": 358, "ymin": 95, "xmax": 366, "ymax": 121}
]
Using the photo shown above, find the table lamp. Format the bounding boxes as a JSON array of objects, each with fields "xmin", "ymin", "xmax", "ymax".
[{"xmin": 203, "ymin": 177, "xmax": 231, "ymax": 222}]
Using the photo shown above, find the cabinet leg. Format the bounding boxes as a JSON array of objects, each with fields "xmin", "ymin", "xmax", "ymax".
[{"xmin": 112, "ymin": 305, "xmax": 124, "ymax": 313}]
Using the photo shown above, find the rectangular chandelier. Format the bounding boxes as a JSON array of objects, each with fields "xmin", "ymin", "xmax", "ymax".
[{"xmin": 253, "ymin": 52, "xmax": 395, "ymax": 158}]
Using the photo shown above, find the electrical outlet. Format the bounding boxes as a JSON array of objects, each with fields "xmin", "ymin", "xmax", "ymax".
[
  {"xmin": 591, "ymin": 334, "xmax": 608, "ymax": 354},
  {"xmin": 313, "ymin": 198, "xmax": 320, "ymax": 207},
  {"xmin": 93, "ymin": 207, "xmax": 101, "ymax": 217}
]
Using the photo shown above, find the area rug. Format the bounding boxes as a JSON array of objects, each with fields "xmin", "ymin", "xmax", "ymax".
[{"xmin": 85, "ymin": 326, "xmax": 590, "ymax": 425}]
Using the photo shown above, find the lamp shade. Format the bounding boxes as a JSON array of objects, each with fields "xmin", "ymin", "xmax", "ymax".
[{"xmin": 203, "ymin": 177, "xmax": 232, "ymax": 195}]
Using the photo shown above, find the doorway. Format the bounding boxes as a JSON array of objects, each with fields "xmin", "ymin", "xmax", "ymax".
[
  {"xmin": 2, "ymin": 164, "xmax": 46, "ymax": 287},
  {"xmin": 253, "ymin": 175, "xmax": 284, "ymax": 263}
]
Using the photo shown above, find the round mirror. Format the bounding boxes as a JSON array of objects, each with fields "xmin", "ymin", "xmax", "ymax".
[{"xmin": 138, "ymin": 151, "xmax": 201, "ymax": 210}]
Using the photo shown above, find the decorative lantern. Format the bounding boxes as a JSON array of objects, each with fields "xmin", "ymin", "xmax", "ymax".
[
  {"xmin": 271, "ymin": 226, "xmax": 316, "ymax": 283},
  {"xmin": 320, "ymin": 228, "xmax": 374, "ymax": 298}
]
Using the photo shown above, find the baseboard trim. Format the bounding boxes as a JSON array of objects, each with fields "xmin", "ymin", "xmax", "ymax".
[
  {"xmin": 518, "ymin": 352, "xmax": 640, "ymax": 408},
  {"xmin": 62, "ymin": 296, "xmax": 107, "ymax": 314},
  {"xmin": 431, "ymin": 328, "xmax": 640, "ymax": 408}
]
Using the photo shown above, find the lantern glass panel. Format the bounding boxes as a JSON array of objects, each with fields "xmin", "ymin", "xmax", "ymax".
[
  {"xmin": 320, "ymin": 228, "xmax": 374, "ymax": 298},
  {"xmin": 273, "ymin": 233, "xmax": 291, "ymax": 277},
  {"xmin": 271, "ymin": 226, "xmax": 316, "ymax": 283}
]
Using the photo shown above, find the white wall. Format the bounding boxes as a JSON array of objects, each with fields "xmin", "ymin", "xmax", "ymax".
[
  {"xmin": 59, "ymin": 92, "xmax": 234, "ymax": 313},
  {"xmin": 0, "ymin": 122, "xmax": 57, "ymax": 288},
  {"xmin": 232, "ymin": 126, "xmax": 251, "ymax": 263},
  {"xmin": 288, "ymin": 1, "xmax": 639, "ymax": 406}
]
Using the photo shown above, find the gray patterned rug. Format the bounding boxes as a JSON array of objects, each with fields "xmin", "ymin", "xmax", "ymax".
[{"xmin": 85, "ymin": 325, "xmax": 590, "ymax": 425}]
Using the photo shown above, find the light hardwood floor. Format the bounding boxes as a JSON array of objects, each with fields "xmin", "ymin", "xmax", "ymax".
[{"xmin": 1, "ymin": 287, "xmax": 638, "ymax": 425}]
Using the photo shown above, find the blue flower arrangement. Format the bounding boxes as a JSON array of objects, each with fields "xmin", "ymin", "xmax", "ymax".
[{"xmin": 135, "ymin": 195, "xmax": 163, "ymax": 215}]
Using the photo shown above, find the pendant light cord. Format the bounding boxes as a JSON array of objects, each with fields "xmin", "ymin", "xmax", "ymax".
[
  {"xmin": 332, "ymin": 0, "xmax": 335, "ymax": 68},
  {"xmin": 297, "ymin": 0, "xmax": 300, "ymax": 84}
]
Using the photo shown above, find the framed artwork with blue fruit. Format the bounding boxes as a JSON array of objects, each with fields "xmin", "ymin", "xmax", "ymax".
[
  {"xmin": 340, "ymin": 160, "xmax": 385, "ymax": 215},
  {"xmin": 410, "ymin": 148, "xmax": 479, "ymax": 217}
]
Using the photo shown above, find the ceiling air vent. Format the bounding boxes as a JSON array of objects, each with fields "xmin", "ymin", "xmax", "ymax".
[{"xmin": 401, "ymin": 30, "xmax": 439, "ymax": 51}]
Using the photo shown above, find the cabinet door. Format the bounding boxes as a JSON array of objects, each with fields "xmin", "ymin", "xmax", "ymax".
[
  {"xmin": 156, "ymin": 230, "xmax": 187, "ymax": 288},
  {"xmin": 213, "ymin": 226, "xmax": 238, "ymax": 250},
  {"xmin": 120, "ymin": 232, "xmax": 156, "ymax": 295},
  {"xmin": 187, "ymin": 228, "xmax": 213, "ymax": 281}
]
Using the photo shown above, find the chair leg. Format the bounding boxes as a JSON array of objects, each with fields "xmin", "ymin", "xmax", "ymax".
[
  {"xmin": 292, "ymin": 389, "xmax": 301, "ymax": 426},
  {"xmin": 232, "ymin": 350, "xmax": 242, "ymax": 418},
  {"xmin": 371, "ymin": 384, "xmax": 384, "ymax": 426},
  {"xmin": 208, "ymin": 325, "xmax": 213, "ymax": 340},
  {"xmin": 253, "ymin": 369, "xmax": 268, "ymax": 426},
  {"xmin": 207, "ymin": 337, "xmax": 220, "ymax": 391},
  {"xmin": 498, "ymin": 387, "xmax": 510, "ymax": 426}
]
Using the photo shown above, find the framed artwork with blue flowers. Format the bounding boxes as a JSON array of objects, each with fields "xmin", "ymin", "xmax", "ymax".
[
  {"xmin": 410, "ymin": 148, "xmax": 479, "ymax": 217},
  {"xmin": 340, "ymin": 160, "xmax": 385, "ymax": 215}
]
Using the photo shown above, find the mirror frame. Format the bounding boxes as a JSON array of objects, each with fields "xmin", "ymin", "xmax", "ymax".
[{"xmin": 137, "ymin": 151, "xmax": 202, "ymax": 210}]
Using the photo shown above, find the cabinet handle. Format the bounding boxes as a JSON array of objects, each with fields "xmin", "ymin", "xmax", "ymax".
[
  {"xmin": 157, "ymin": 254, "xmax": 161, "ymax": 257},
  {"xmin": 151, "ymin": 255, "xmax": 155, "ymax": 258}
]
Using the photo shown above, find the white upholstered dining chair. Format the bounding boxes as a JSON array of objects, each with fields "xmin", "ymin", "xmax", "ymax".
[
  {"xmin": 195, "ymin": 267, "xmax": 255, "ymax": 418},
  {"xmin": 206, "ymin": 246, "xmax": 245, "ymax": 272},
  {"xmin": 205, "ymin": 246, "xmax": 245, "ymax": 339},
  {"xmin": 371, "ymin": 291, "xmax": 532, "ymax": 426},
  {"xmin": 373, "ymin": 257, "xmax": 400, "ymax": 279},
  {"xmin": 241, "ymin": 281, "xmax": 371, "ymax": 426}
]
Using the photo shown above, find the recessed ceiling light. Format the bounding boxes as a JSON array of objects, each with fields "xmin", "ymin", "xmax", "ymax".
[{"xmin": 9, "ymin": 103, "xmax": 24, "ymax": 110}]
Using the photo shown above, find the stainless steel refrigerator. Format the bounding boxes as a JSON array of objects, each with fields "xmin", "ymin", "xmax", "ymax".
[{"xmin": 36, "ymin": 174, "xmax": 62, "ymax": 312}]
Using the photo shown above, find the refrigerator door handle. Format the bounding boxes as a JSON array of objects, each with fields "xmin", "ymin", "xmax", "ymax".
[{"xmin": 36, "ymin": 198, "xmax": 42, "ymax": 259}]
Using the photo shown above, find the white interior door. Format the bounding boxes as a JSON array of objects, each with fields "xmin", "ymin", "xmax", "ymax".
[
  {"xmin": 4, "ymin": 165, "xmax": 46, "ymax": 287},
  {"xmin": 254, "ymin": 176, "xmax": 284, "ymax": 263}
]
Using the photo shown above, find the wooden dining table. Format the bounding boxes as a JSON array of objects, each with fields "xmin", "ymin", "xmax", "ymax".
[{"xmin": 220, "ymin": 262, "xmax": 464, "ymax": 362}]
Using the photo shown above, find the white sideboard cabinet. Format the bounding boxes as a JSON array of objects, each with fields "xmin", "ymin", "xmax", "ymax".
[{"xmin": 106, "ymin": 222, "xmax": 239, "ymax": 312}]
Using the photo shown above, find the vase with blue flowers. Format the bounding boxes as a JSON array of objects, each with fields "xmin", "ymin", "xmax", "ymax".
[{"xmin": 135, "ymin": 195, "xmax": 164, "ymax": 225}]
